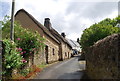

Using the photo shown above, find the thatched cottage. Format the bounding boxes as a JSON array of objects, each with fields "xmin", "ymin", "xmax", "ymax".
[{"xmin": 15, "ymin": 9, "xmax": 72, "ymax": 65}]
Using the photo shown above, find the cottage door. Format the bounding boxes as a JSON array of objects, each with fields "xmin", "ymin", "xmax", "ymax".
[
  {"xmin": 45, "ymin": 45, "xmax": 48, "ymax": 64},
  {"xmin": 68, "ymin": 52, "xmax": 69, "ymax": 59}
]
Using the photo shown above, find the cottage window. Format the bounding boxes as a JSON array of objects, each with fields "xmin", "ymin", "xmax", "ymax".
[
  {"xmin": 53, "ymin": 48, "xmax": 55, "ymax": 55},
  {"xmin": 65, "ymin": 52, "xmax": 67, "ymax": 56}
]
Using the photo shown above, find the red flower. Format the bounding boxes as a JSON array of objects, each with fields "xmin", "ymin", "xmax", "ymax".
[
  {"xmin": 16, "ymin": 48, "xmax": 22, "ymax": 51},
  {"xmin": 17, "ymin": 38, "xmax": 21, "ymax": 40},
  {"xmin": 21, "ymin": 59, "xmax": 27, "ymax": 63},
  {"xmin": 23, "ymin": 51, "xmax": 26, "ymax": 53},
  {"xmin": 17, "ymin": 48, "xmax": 22, "ymax": 51},
  {"xmin": 20, "ymin": 52, "xmax": 24, "ymax": 55}
]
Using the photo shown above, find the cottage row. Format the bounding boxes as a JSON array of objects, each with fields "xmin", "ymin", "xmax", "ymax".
[{"xmin": 15, "ymin": 9, "xmax": 80, "ymax": 66}]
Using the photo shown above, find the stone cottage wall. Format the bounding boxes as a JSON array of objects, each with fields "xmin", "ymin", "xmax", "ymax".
[
  {"xmin": 62, "ymin": 43, "xmax": 68, "ymax": 60},
  {"xmin": 44, "ymin": 34, "xmax": 59, "ymax": 63},
  {"xmin": 34, "ymin": 49, "xmax": 46, "ymax": 65},
  {"xmin": 86, "ymin": 34, "xmax": 120, "ymax": 79}
]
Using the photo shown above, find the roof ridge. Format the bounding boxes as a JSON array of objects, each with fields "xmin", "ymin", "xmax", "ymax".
[{"xmin": 50, "ymin": 29, "xmax": 72, "ymax": 48}]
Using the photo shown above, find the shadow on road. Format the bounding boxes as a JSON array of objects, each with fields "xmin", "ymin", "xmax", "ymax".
[
  {"xmin": 57, "ymin": 70, "xmax": 84, "ymax": 79},
  {"xmin": 57, "ymin": 70, "xmax": 91, "ymax": 81}
]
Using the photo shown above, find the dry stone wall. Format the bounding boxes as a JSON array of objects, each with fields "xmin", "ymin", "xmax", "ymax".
[{"xmin": 86, "ymin": 34, "xmax": 120, "ymax": 79}]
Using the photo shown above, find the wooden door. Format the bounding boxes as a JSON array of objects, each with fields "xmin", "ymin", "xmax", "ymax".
[{"xmin": 45, "ymin": 45, "xmax": 48, "ymax": 64}]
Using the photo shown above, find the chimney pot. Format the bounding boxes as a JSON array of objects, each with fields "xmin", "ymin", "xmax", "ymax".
[
  {"xmin": 45, "ymin": 18, "xmax": 50, "ymax": 21},
  {"xmin": 44, "ymin": 18, "xmax": 52, "ymax": 30},
  {"xmin": 61, "ymin": 32, "xmax": 66, "ymax": 38}
]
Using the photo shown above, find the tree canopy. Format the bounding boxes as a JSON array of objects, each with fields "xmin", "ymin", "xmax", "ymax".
[{"xmin": 80, "ymin": 16, "xmax": 120, "ymax": 51}]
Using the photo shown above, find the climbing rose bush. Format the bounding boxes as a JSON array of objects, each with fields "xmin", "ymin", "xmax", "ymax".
[
  {"xmin": 2, "ymin": 16, "xmax": 45, "ymax": 58},
  {"xmin": 2, "ymin": 39, "xmax": 25, "ymax": 76},
  {"xmin": 1, "ymin": 16, "xmax": 45, "ymax": 78},
  {"xmin": 14, "ymin": 24, "xmax": 45, "ymax": 58}
]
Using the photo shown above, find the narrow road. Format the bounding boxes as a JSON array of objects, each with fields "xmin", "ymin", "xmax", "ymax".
[{"xmin": 35, "ymin": 55, "xmax": 85, "ymax": 79}]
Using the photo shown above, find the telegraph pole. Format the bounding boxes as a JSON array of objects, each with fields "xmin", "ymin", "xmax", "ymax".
[
  {"xmin": 10, "ymin": 0, "xmax": 15, "ymax": 41},
  {"xmin": 118, "ymin": 1, "xmax": 120, "ymax": 16}
]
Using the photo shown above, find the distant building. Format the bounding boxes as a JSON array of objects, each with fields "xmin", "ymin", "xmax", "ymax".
[{"xmin": 66, "ymin": 39, "xmax": 81, "ymax": 54}]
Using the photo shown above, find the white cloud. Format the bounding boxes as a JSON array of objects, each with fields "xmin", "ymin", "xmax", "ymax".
[
  {"xmin": 107, "ymin": 10, "xmax": 118, "ymax": 19},
  {"xmin": 15, "ymin": 0, "xmax": 68, "ymax": 15},
  {"xmin": 1, "ymin": 0, "xmax": 11, "ymax": 2},
  {"xmin": 67, "ymin": 33, "xmax": 80, "ymax": 41},
  {"xmin": 63, "ymin": 0, "xmax": 119, "ymax": 2}
]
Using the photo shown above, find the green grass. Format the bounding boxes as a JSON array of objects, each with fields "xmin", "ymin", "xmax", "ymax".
[
  {"xmin": 37, "ymin": 63, "xmax": 47, "ymax": 69},
  {"xmin": 19, "ymin": 69, "xmax": 30, "ymax": 76}
]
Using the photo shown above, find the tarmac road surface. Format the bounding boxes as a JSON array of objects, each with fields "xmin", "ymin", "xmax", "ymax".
[{"xmin": 35, "ymin": 55, "xmax": 85, "ymax": 79}]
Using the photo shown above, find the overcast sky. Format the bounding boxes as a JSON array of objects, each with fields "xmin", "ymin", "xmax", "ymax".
[{"xmin": 0, "ymin": 0, "xmax": 119, "ymax": 41}]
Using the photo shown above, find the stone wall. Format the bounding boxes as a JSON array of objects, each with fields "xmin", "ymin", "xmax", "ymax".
[
  {"xmin": 34, "ymin": 49, "xmax": 46, "ymax": 65},
  {"xmin": 85, "ymin": 34, "xmax": 120, "ymax": 79},
  {"xmin": 44, "ymin": 34, "xmax": 59, "ymax": 63},
  {"xmin": 62, "ymin": 43, "xmax": 70, "ymax": 60}
]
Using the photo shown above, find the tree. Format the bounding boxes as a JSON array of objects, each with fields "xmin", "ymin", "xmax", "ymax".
[{"xmin": 80, "ymin": 17, "xmax": 120, "ymax": 51}]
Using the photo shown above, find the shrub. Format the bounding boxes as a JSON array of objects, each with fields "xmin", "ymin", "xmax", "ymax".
[
  {"xmin": 14, "ymin": 23, "xmax": 45, "ymax": 58},
  {"xmin": 1, "ymin": 16, "xmax": 45, "ymax": 78},
  {"xmin": 2, "ymin": 39, "xmax": 24, "ymax": 77},
  {"xmin": 2, "ymin": 16, "xmax": 45, "ymax": 58}
]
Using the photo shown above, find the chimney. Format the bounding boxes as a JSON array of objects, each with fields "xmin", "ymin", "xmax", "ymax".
[
  {"xmin": 61, "ymin": 32, "xmax": 66, "ymax": 38},
  {"xmin": 77, "ymin": 38, "xmax": 80, "ymax": 43},
  {"xmin": 44, "ymin": 18, "xmax": 52, "ymax": 30}
]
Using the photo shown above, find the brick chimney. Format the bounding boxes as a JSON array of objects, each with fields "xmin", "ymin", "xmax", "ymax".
[
  {"xmin": 44, "ymin": 18, "xmax": 52, "ymax": 30},
  {"xmin": 61, "ymin": 32, "xmax": 66, "ymax": 38}
]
